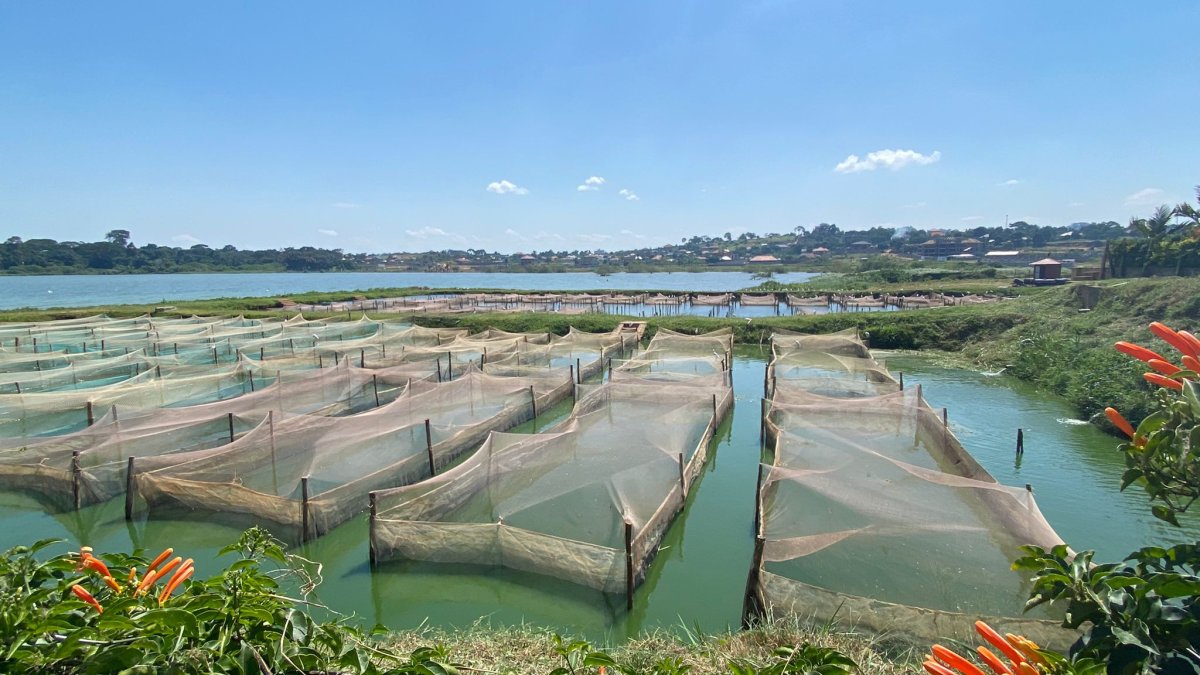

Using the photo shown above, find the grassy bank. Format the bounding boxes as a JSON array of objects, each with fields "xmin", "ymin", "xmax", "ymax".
[{"xmin": 382, "ymin": 615, "xmax": 917, "ymax": 675}]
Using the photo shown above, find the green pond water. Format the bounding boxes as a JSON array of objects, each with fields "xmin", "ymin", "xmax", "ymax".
[{"xmin": 0, "ymin": 347, "xmax": 1193, "ymax": 641}]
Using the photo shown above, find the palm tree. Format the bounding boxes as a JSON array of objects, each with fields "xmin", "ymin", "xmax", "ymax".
[
  {"xmin": 1128, "ymin": 206, "xmax": 1175, "ymax": 276},
  {"xmin": 1171, "ymin": 185, "xmax": 1200, "ymax": 235}
]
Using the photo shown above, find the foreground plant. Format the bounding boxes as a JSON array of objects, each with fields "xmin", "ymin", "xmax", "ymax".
[
  {"xmin": 0, "ymin": 527, "xmax": 459, "ymax": 673},
  {"xmin": 1012, "ymin": 321, "xmax": 1200, "ymax": 674}
]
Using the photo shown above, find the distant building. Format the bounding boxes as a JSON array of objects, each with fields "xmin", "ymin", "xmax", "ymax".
[
  {"xmin": 748, "ymin": 254, "xmax": 780, "ymax": 263},
  {"xmin": 1030, "ymin": 258, "xmax": 1063, "ymax": 281}
]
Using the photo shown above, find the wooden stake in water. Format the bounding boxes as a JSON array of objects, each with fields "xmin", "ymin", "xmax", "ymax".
[
  {"xmin": 425, "ymin": 419, "xmax": 435, "ymax": 476},
  {"xmin": 624, "ymin": 519, "xmax": 635, "ymax": 611}
]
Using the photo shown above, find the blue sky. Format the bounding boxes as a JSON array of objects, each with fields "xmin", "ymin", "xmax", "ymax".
[{"xmin": 1, "ymin": 2, "xmax": 1196, "ymax": 254}]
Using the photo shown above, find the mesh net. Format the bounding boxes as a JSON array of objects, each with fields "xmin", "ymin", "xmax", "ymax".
[
  {"xmin": 129, "ymin": 366, "xmax": 574, "ymax": 542},
  {"xmin": 747, "ymin": 332, "xmax": 1073, "ymax": 646},
  {"xmin": 370, "ymin": 332, "xmax": 733, "ymax": 596}
]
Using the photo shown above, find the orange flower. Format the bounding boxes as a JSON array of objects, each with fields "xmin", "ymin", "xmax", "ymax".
[
  {"xmin": 1115, "ymin": 341, "xmax": 1167, "ymax": 364},
  {"xmin": 158, "ymin": 565, "xmax": 193, "ymax": 605},
  {"xmin": 146, "ymin": 547, "xmax": 174, "ymax": 574},
  {"xmin": 1183, "ymin": 355, "xmax": 1200, "ymax": 374},
  {"xmin": 1177, "ymin": 331, "xmax": 1200, "ymax": 359},
  {"xmin": 135, "ymin": 568, "xmax": 160, "ymax": 596},
  {"xmin": 1145, "ymin": 372, "xmax": 1184, "ymax": 391},
  {"xmin": 1147, "ymin": 359, "xmax": 1182, "ymax": 376},
  {"xmin": 71, "ymin": 584, "xmax": 103, "ymax": 614},
  {"xmin": 932, "ymin": 645, "xmax": 987, "ymax": 675},
  {"xmin": 1149, "ymin": 322, "xmax": 1197, "ymax": 358},
  {"xmin": 1105, "ymin": 407, "xmax": 1136, "ymax": 439}
]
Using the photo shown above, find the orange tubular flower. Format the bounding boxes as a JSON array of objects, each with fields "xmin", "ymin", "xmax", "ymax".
[
  {"xmin": 1105, "ymin": 407, "xmax": 1136, "ymax": 439},
  {"xmin": 146, "ymin": 547, "xmax": 173, "ymax": 574},
  {"xmin": 1147, "ymin": 359, "xmax": 1182, "ymax": 376},
  {"xmin": 158, "ymin": 565, "xmax": 193, "ymax": 604},
  {"xmin": 974, "ymin": 622, "xmax": 1026, "ymax": 667},
  {"xmin": 153, "ymin": 557, "xmax": 183, "ymax": 585},
  {"xmin": 135, "ymin": 568, "xmax": 160, "ymax": 596},
  {"xmin": 81, "ymin": 556, "xmax": 112, "ymax": 579},
  {"xmin": 1178, "ymin": 331, "xmax": 1200, "ymax": 359},
  {"xmin": 1116, "ymin": 341, "xmax": 1168, "ymax": 364},
  {"xmin": 1149, "ymin": 322, "xmax": 1197, "ymax": 358},
  {"xmin": 1145, "ymin": 372, "xmax": 1185, "ymax": 391},
  {"xmin": 932, "ymin": 645, "xmax": 988, "ymax": 675},
  {"xmin": 976, "ymin": 647, "xmax": 1014, "ymax": 675},
  {"xmin": 72, "ymin": 584, "xmax": 103, "ymax": 614},
  {"xmin": 925, "ymin": 661, "xmax": 958, "ymax": 675},
  {"xmin": 102, "ymin": 575, "xmax": 122, "ymax": 593}
]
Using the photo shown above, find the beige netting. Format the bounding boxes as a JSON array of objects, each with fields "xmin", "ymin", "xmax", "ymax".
[
  {"xmin": 745, "ymin": 332, "xmax": 1073, "ymax": 646},
  {"xmin": 370, "ymin": 373, "xmax": 733, "ymax": 599},
  {"xmin": 129, "ymin": 366, "xmax": 574, "ymax": 542}
]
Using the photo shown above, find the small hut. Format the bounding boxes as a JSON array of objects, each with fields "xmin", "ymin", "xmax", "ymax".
[{"xmin": 1029, "ymin": 258, "xmax": 1064, "ymax": 282}]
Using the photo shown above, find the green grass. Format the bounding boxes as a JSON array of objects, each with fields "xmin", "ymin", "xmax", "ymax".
[{"xmin": 381, "ymin": 614, "xmax": 919, "ymax": 675}]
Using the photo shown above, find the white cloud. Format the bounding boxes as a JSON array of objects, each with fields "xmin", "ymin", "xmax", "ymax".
[
  {"xmin": 577, "ymin": 233, "xmax": 613, "ymax": 243},
  {"xmin": 1125, "ymin": 187, "xmax": 1165, "ymax": 206},
  {"xmin": 317, "ymin": 229, "xmax": 338, "ymax": 237},
  {"xmin": 1067, "ymin": 201, "xmax": 1085, "ymax": 207},
  {"xmin": 619, "ymin": 228, "xmax": 647, "ymax": 241},
  {"xmin": 533, "ymin": 231, "xmax": 565, "ymax": 242},
  {"xmin": 486, "ymin": 180, "xmax": 529, "ymax": 195},
  {"xmin": 576, "ymin": 176, "xmax": 606, "ymax": 192},
  {"xmin": 834, "ymin": 149, "xmax": 941, "ymax": 174},
  {"xmin": 618, "ymin": 188, "xmax": 640, "ymax": 201},
  {"xmin": 901, "ymin": 201, "xmax": 927, "ymax": 209},
  {"xmin": 405, "ymin": 226, "xmax": 448, "ymax": 238},
  {"xmin": 171, "ymin": 234, "xmax": 201, "ymax": 245},
  {"xmin": 961, "ymin": 216, "xmax": 984, "ymax": 222},
  {"xmin": 504, "ymin": 228, "xmax": 527, "ymax": 240},
  {"xmin": 998, "ymin": 179, "xmax": 1021, "ymax": 186},
  {"xmin": 331, "ymin": 202, "xmax": 362, "ymax": 209}
]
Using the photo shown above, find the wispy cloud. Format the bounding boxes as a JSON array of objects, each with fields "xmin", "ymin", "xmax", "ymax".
[
  {"xmin": 998, "ymin": 179, "xmax": 1021, "ymax": 186},
  {"xmin": 1067, "ymin": 201, "xmax": 1085, "ymax": 207},
  {"xmin": 961, "ymin": 216, "xmax": 983, "ymax": 222},
  {"xmin": 172, "ymin": 234, "xmax": 202, "ymax": 245},
  {"xmin": 534, "ymin": 231, "xmax": 565, "ymax": 242},
  {"xmin": 576, "ymin": 176, "xmax": 606, "ymax": 192},
  {"xmin": 317, "ymin": 229, "xmax": 338, "ymax": 237},
  {"xmin": 618, "ymin": 188, "xmax": 640, "ymax": 201},
  {"xmin": 834, "ymin": 149, "xmax": 941, "ymax": 174},
  {"xmin": 901, "ymin": 201, "xmax": 927, "ymax": 209},
  {"xmin": 486, "ymin": 180, "xmax": 529, "ymax": 195},
  {"xmin": 619, "ymin": 228, "xmax": 647, "ymax": 241},
  {"xmin": 577, "ymin": 233, "xmax": 613, "ymax": 243},
  {"xmin": 405, "ymin": 226, "xmax": 448, "ymax": 238},
  {"xmin": 331, "ymin": 202, "xmax": 362, "ymax": 209},
  {"xmin": 1125, "ymin": 187, "xmax": 1165, "ymax": 207},
  {"xmin": 504, "ymin": 228, "xmax": 527, "ymax": 241}
]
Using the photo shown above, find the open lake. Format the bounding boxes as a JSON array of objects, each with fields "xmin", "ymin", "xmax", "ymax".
[{"xmin": 0, "ymin": 271, "xmax": 819, "ymax": 310}]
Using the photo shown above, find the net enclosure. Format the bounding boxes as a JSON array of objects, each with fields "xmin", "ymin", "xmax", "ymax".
[
  {"xmin": 369, "ymin": 328, "xmax": 733, "ymax": 608},
  {"xmin": 745, "ymin": 331, "xmax": 1074, "ymax": 646},
  {"xmin": 129, "ymin": 366, "xmax": 574, "ymax": 543}
]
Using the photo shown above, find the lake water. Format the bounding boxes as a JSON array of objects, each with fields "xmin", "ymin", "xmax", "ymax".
[
  {"xmin": 0, "ymin": 272, "xmax": 818, "ymax": 310},
  {"xmin": 0, "ymin": 348, "xmax": 1187, "ymax": 640}
]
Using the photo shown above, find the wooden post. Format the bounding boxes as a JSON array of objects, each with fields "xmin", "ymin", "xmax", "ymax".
[
  {"xmin": 436, "ymin": 357, "xmax": 442, "ymax": 383},
  {"xmin": 898, "ymin": 372, "xmax": 904, "ymax": 390},
  {"xmin": 446, "ymin": 351, "xmax": 453, "ymax": 381},
  {"xmin": 576, "ymin": 358, "xmax": 582, "ymax": 384},
  {"xmin": 678, "ymin": 452, "xmax": 686, "ymax": 503},
  {"xmin": 372, "ymin": 375, "xmax": 381, "ymax": 408},
  {"xmin": 624, "ymin": 519, "xmax": 635, "ymax": 611},
  {"xmin": 260, "ymin": 346, "xmax": 265, "ymax": 361},
  {"xmin": 300, "ymin": 476, "xmax": 311, "ymax": 543},
  {"xmin": 124, "ymin": 457, "xmax": 136, "ymax": 521},
  {"xmin": 1016, "ymin": 428, "xmax": 1024, "ymax": 455},
  {"xmin": 368, "ymin": 492, "xmax": 378, "ymax": 566},
  {"xmin": 942, "ymin": 407, "xmax": 948, "ymax": 428},
  {"xmin": 86, "ymin": 401, "xmax": 95, "ymax": 426},
  {"xmin": 760, "ymin": 398, "xmax": 767, "ymax": 443},
  {"xmin": 319, "ymin": 354, "xmax": 324, "ymax": 369},
  {"xmin": 711, "ymin": 393, "xmax": 718, "ymax": 432},
  {"xmin": 71, "ymin": 451, "xmax": 82, "ymax": 510},
  {"xmin": 529, "ymin": 385, "xmax": 537, "ymax": 417},
  {"xmin": 227, "ymin": 412, "xmax": 236, "ymax": 443},
  {"xmin": 741, "ymin": 535, "xmax": 766, "ymax": 629},
  {"xmin": 568, "ymin": 364, "xmax": 574, "ymax": 388},
  {"xmin": 360, "ymin": 349, "xmax": 366, "ymax": 368},
  {"xmin": 425, "ymin": 419, "xmax": 435, "ymax": 476}
]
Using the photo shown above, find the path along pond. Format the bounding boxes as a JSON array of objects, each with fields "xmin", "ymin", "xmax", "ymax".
[
  {"xmin": 0, "ymin": 347, "xmax": 1191, "ymax": 640},
  {"xmin": 0, "ymin": 271, "xmax": 818, "ymax": 310}
]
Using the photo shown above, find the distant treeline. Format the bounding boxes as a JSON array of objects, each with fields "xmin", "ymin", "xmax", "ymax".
[{"xmin": 0, "ymin": 230, "xmax": 366, "ymax": 274}]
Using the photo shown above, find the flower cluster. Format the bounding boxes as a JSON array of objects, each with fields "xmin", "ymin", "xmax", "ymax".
[
  {"xmin": 925, "ymin": 622, "xmax": 1048, "ymax": 675},
  {"xmin": 1106, "ymin": 321, "xmax": 1200, "ymax": 437},
  {"xmin": 70, "ymin": 545, "xmax": 194, "ymax": 614}
]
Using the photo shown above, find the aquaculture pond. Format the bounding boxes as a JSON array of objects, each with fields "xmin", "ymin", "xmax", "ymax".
[{"xmin": 0, "ymin": 347, "xmax": 1188, "ymax": 640}]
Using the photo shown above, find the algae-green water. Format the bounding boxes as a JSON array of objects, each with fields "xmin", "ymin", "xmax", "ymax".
[{"xmin": 0, "ymin": 347, "xmax": 1190, "ymax": 639}]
